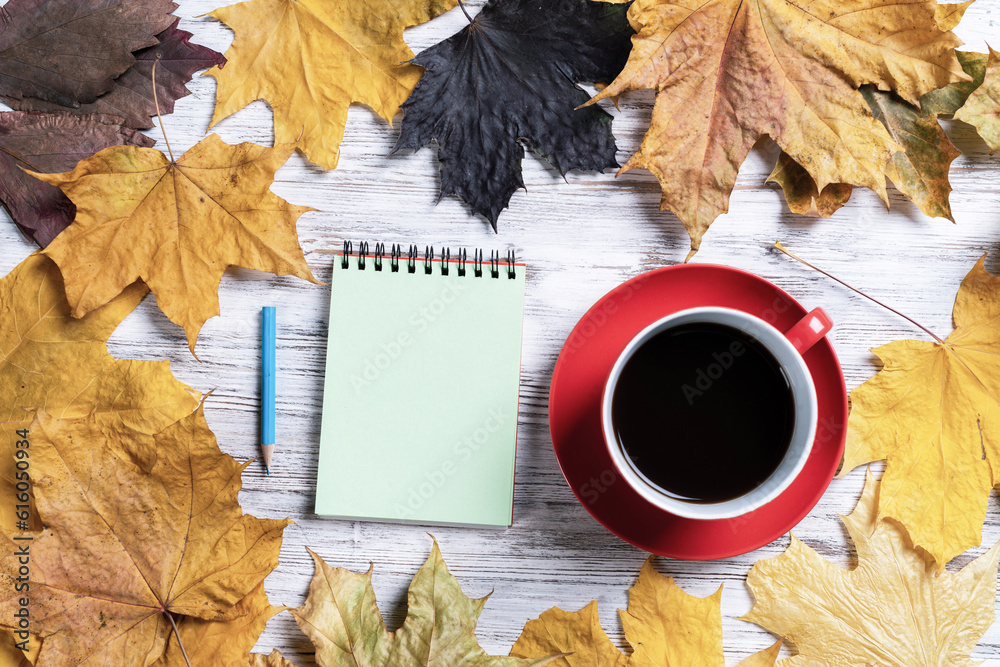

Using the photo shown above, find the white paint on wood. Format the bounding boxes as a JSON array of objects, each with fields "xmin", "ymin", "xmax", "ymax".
[{"xmin": 2, "ymin": 1, "xmax": 1000, "ymax": 663}]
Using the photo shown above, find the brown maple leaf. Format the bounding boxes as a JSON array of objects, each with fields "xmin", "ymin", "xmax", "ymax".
[
  {"xmin": 768, "ymin": 152, "xmax": 853, "ymax": 218},
  {"xmin": 0, "ymin": 406, "xmax": 289, "ymax": 666},
  {"xmin": 0, "ymin": 0, "xmax": 176, "ymax": 107},
  {"xmin": 2, "ymin": 19, "xmax": 227, "ymax": 131},
  {"xmin": 588, "ymin": 0, "xmax": 969, "ymax": 257},
  {"xmin": 0, "ymin": 252, "xmax": 199, "ymax": 530},
  {"xmin": 36, "ymin": 135, "xmax": 319, "ymax": 354}
]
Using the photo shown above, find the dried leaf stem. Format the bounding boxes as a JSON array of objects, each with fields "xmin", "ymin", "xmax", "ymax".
[
  {"xmin": 773, "ymin": 241, "xmax": 945, "ymax": 344},
  {"xmin": 457, "ymin": 0, "xmax": 474, "ymax": 23},
  {"xmin": 165, "ymin": 611, "xmax": 192, "ymax": 667},
  {"xmin": 151, "ymin": 55, "xmax": 175, "ymax": 163}
]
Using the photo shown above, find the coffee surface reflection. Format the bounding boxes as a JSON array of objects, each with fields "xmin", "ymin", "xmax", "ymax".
[{"xmin": 611, "ymin": 322, "xmax": 795, "ymax": 504}]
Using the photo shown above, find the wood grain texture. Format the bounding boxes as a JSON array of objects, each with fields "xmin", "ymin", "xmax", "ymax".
[{"xmin": 3, "ymin": 0, "xmax": 1000, "ymax": 663}]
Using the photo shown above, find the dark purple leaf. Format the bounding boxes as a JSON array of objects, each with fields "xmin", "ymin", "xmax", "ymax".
[
  {"xmin": 3, "ymin": 19, "xmax": 226, "ymax": 129},
  {"xmin": 0, "ymin": 112, "xmax": 154, "ymax": 246},
  {"xmin": 0, "ymin": 0, "xmax": 176, "ymax": 107}
]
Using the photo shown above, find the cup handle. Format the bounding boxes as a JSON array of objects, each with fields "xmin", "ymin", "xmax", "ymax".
[{"xmin": 783, "ymin": 308, "xmax": 833, "ymax": 354}]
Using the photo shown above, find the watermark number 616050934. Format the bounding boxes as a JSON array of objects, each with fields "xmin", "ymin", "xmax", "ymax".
[{"xmin": 12, "ymin": 428, "xmax": 32, "ymax": 651}]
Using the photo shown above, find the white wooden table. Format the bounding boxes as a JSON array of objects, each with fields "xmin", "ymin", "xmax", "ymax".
[{"xmin": 3, "ymin": 1, "xmax": 1000, "ymax": 662}]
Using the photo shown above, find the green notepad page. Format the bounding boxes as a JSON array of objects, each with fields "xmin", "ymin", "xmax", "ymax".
[{"xmin": 315, "ymin": 251, "xmax": 526, "ymax": 526}]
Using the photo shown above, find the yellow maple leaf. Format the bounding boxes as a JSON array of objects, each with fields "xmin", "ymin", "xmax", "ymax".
[
  {"xmin": 154, "ymin": 583, "xmax": 287, "ymax": 667},
  {"xmin": 0, "ymin": 627, "xmax": 36, "ymax": 666},
  {"xmin": 841, "ymin": 255, "xmax": 1000, "ymax": 568},
  {"xmin": 0, "ymin": 252, "xmax": 199, "ymax": 530},
  {"xmin": 292, "ymin": 540, "xmax": 558, "ymax": 667},
  {"xmin": 244, "ymin": 650, "xmax": 298, "ymax": 666},
  {"xmin": 512, "ymin": 601, "xmax": 629, "ymax": 667},
  {"xmin": 588, "ymin": 0, "xmax": 969, "ymax": 257},
  {"xmin": 206, "ymin": 0, "xmax": 458, "ymax": 170},
  {"xmin": 512, "ymin": 559, "xmax": 780, "ymax": 667},
  {"xmin": 936, "ymin": 1, "xmax": 976, "ymax": 32},
  {"xmin": 956, "ymin": 46, "xmax": 1000, "ymax": 151},
  {"xmin": 623, "ymin": 562, "xmax": 725, "ymax": 666},
  {"xmin": 744, "ymin": 470, "xmax": 1000, "ymax": 664},
  {"xmin": 34, "ymin": 135, "xmax": 318, "ymax": 355},
  {"xmin": 771, "ymin": 47, "xmax": 986, "ymax": 223},
  {"xmin": 0, "ymin": 407, "xmax": 289, "ymax": 666},
  {"xmin": 734, "ymin": 644, "xmax": 782, "ymax": 667}
]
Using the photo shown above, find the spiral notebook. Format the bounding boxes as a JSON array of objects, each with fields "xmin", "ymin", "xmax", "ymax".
[{"xmin": 315, "ymin": 242, "xmax": 526, "ymax": 527}]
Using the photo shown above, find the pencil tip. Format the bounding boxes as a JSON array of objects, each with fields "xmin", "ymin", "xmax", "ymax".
[
  {"xmin": 261, "ymin": 443, "xmax": 274, "ymax": 472},
  {"xmin": 264, "ymin": 465, "xmax": 270, "ymax": 475}
]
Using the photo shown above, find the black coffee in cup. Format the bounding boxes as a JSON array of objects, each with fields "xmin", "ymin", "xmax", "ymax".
[{"xmin": 610, "ymin": 321, "xmax": 795, "ymax": 504}]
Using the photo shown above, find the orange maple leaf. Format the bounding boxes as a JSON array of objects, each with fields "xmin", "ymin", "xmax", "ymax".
[
  {"xmin": 589, "ymin": 0, "xmax": 969, "ymax": 257},
  {"xmin": 0, "ymin": 406, "xmax": 289, "ymax": 666},
  {"xmin": 36, "ymin": 135, "xmax": 318, "ymax": 355}
]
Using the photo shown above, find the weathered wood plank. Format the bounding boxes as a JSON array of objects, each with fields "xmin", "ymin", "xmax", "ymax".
[{"xmin": 1, "ymin": 1, "xmax": 999, "ymax": 663}]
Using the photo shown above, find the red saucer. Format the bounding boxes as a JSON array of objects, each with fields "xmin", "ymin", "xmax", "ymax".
[{"xmin": 549, "ymin": 264, "xmax": 847, "ymax": 560}]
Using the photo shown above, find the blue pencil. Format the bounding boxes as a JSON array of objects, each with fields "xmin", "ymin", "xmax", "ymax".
[{"xmin": 261, "ymin": 306, "xmax": 276, "ymax": 474}]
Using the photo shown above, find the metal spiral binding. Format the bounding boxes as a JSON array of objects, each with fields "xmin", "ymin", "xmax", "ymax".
[
  {"xmin": 341, "ymin": 240, "xmax": 352, "ymax": 269},
  {"xmin": 341, "ymin": 242, "xmax": 516, "ymax": 279},
  {"xmin": 390, "ymin": 244, "xmax": 401, "ymax": 272},
  {"xmin": 358, "ymin": 241, "xmax": 369, "ymax": 270},
  {"xmin": 407, "ymin": 244, "xmax": 418, "ymax": 273}
]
